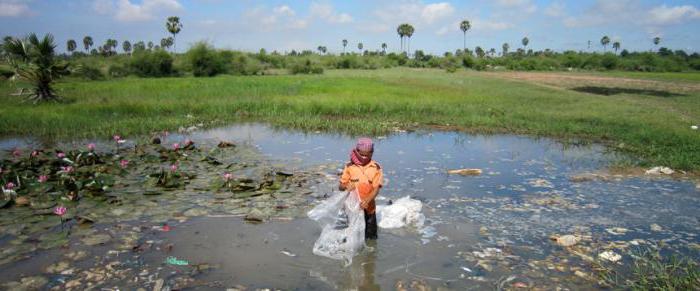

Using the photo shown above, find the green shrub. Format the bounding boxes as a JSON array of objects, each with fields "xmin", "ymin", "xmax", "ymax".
[
  {"xmin": 186, "ymin": 42, "xmax": 227, "ymax": 77},
  {"xmin": 229, "ymin": 53, "xmax": 263, "ymax": 75},
  {"xmin": 600, "ymin": 54, "xmax": 619, "ymax": 70},
  {"xmin": 108, "ymin": 64, "xmax": 130, "ymax": 78},
  {"xmin": 0, "ymin": 65, "xmax": 13, "ymax": 79},
  {"xmin": 289, "ymin": 59, "xmax": 323, "ymax": 74},
  {"xmin": 129, "ymin": 49, "xmax": 174, "ymax": 77},
  {"xmin": 462, "ymin": 55, "xmax": 475, "ymax": 68},
  {"xmin": 73, "ymin": 64, "xmax": 104, "ymax": 80}
]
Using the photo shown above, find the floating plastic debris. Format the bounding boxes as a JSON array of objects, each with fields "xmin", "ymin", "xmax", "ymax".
[
  {"xmin": 598, "ymin": 250, "xmax": 621, "ymax": 262},
  {"xmin": 165, "ymin": 256, "xmax": 189, "ymax": 266},
  {"xmin": 447, "ymin": 168, "xmax": 482, "ymax": 176},
  {"xmin": 280, "ymin": 250, "xmax": 297, "ymax": 257},
  {"xmin": 645, "ymin": 166, "xmax": 674, "ymax": 175}
]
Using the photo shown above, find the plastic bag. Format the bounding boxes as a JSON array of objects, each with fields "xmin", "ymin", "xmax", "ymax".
[
  {"xmin": 376, "ymin": 196, "xmax": 424, "ymax": 229},
  {"xmin": 308, "ymin": 190, "xmax": 365, "ymax": 265}
]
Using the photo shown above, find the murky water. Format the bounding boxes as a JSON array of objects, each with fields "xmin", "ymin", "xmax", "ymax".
[{"xmin": 0, "ymin": 124, "xmax": 698, "ymax": 290}]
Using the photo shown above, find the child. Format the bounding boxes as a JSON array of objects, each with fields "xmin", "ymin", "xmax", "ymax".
[{"xmin": 339, "ymin": 138, "xmax": 383, "ymax": 240}]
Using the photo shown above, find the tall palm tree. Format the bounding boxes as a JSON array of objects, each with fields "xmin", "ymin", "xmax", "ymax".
[
  {"xmin": 342, "ymin": 39, "xmax": 347, "ymax": 54},
  {"xmin": 317, "ymin": 46, "xmax": 323, "ymax": 54},
  {"xmin": 3, "ymin": 34, "xmax": 70, "ymax": 103},
  {"xmin": 83, "ymin": 36, "xmax": 93, "ymax": 53},
  {"xmin": 357, "ymin": 42, "xmax": 363, "ymax": 54},
  {"xmin": 123, "ymin": 41, "xmax": 132, "ymax": 54},
  {"xmin": 601, "ymin": 35, "xmax": 610, "ymax": 52},
  {"xmin": 147, "ymin": 41, "xmax": 154, "ymax": 50},
  {"xmin": 502, "ymin": 43, "xmax": 509, "ymax": 56},
  {"xmin": 166, "ymin": 16, "xmax": 183, "ymax": 52},
  {"xmin": 405, "ymin": 24, "xmax": 414, "ymax": 55},
  {"xmin": 381, "ymin": 43, "xmax": 387, "ymax": 54},
  {"xmin": 653, "ymin": 37, "xmax": 660, "ymax": 51},
  {"xmin": 521, "ymin": 37, "xmax": 529, "ymax": 50},
  {"xmin": 66, "ymin": 39, "xmax": 77, "ymax": 54},
  {"xmin": 612, "ymin": 41, "xmax": 620, "ymax": 54},
  {"xmin": 397, "ymin": 24, "xmax": 405, "ymax": 52},
  {"xmin": 489, "ymin": 48, "xmax": 496, "ymax": 57},
  {"xmin": 460, "ymin": 20, "xmax": 470, "ymax": 51}
]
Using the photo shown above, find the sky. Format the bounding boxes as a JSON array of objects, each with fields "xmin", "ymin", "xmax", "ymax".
[{"xmin": 1, "ymin": 0, "xmax": 699, "ymax": 54}]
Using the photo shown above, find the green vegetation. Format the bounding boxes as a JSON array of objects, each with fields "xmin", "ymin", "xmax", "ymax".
[
  {"xmin": 597, "ymin": 248, "xmax": 700, "ymax": 290},
  {"xmin": 1, "ymin": 68, "xmax": 698, "ymax": 171}
]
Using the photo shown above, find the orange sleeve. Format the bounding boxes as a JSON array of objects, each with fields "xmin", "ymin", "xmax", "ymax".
[
  {"xmin": 339, "ymin": 165, "xmax": 351, "ymax": 188},
  {"xmin": 372, "ymin": 167, "xmax": 383, "ymax": 188}
]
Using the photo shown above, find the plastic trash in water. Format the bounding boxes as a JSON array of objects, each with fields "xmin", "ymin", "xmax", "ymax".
[
  {"xmin": 376, "ymin": 196, "xmax": 425, "ymax": 229},
  {"xmin": 165, "ymin": 256, "xmax": 189, "ymax": 266},
  {"xmin": 308, "ymin": 190, "xmax": 365, "ymax": 265}
]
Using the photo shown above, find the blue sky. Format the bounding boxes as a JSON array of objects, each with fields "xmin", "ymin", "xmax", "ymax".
[{"xmin": 1, "ymin": 0, "xmax": 699, "ymax": 54}]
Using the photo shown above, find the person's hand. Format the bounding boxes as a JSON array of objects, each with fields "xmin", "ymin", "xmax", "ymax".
[{"xmin": 347, "ymin": 183, "xmax": 356, "ymax": 192}]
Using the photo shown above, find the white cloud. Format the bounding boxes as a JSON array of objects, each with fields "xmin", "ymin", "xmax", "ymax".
[
  {"xmin": 310, "ymin": 2, "xmax": 353, "ymax": 24},
  {"xmin": 92, "ymin": 0, "xmax": 182, "ymax": 22},
  {"xmin": 544, "ymin": 2, "xmax": 565, "ymax": 18},
  {"xmin": 421, "ymin": 2, "xmax": 454, "ymax": 24},
  {"xmin": 273, "ymin": 5, "xmax": 295, "ymax": 16},
  {"xmin": 648, "ymin": 5, "xmax": 700, "ymax": 25},
  {"xmin": 472, "ymin": 18, "xmax": 513, "ymax": 31},
  {"xmin": 244, "ymin": 5, "xmax": 310, "ymax": 31},
  {"xmin": 0, "ymin": 0, "xmax": 31, "ymax": 17}
]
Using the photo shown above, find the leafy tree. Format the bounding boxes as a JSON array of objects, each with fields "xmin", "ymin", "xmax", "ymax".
[
  {"xmin": 160, "ymin": 37, "xmax": 174, "ymax": 50},
  {"xmin": 166, "ymin": 16, "xmax": 183, "ymax": 52},
  {"xmin": 342, "ymin": 39, "xmax": 347, "ymax": 54},
  {"xmin": 66, "ymin": 39, "xmax": 77, "ymax": 54},
  {"xmin": 460, "ymin": 20, "xmax": 470, "ymax": 51},
  {"xmin": 475, "ymin": 46, "xmax": 485, "ymax": 58},
  {"xmin": 601, "ymin": 35, "xmax": 610, "ymax": 52},
  {"xmin": 3, "ymin": 34, "xmax": 70, "ymax": 103},
  {"xmin": 405, "ymin": 24, "xmax": 415, "ymax": 54},
  {"xmin": 502, "ymin": 43, "xmax": 509, "ymax": 56},
  {"xmin": 123, "ymin": 40, "xmax": 132, "ymax": 54},
  {"xmin": 653, "ymin": 36, "xmax": 661, "ymax": 47},
  {"xmin": 83, "ymin": 36, "xmax": 93, "ymax": 52},
  {"xmin": 133, "ymin": 41, "xmax": 146, "ymax": 52}
]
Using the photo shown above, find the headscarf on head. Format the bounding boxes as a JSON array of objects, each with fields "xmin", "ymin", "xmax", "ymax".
[{"xmin": 350, "ymin": 137, "xmax": 373, "ymax": 166}]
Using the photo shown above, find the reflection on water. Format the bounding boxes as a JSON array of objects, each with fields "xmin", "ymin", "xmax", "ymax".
[{"xmin": 0, "ymin": 123, "xmax": 697, "ymax": 290}]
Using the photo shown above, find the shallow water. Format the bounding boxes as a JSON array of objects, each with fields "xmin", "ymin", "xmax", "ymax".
[{"xmin": 0, "ymin": 124, "xmax": 698, "ymax": 290}]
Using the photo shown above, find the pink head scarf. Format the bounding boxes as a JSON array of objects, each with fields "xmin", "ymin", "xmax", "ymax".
[{"xmin": 350, "ymin": 138, "xmax": 373, "ymax": 166}]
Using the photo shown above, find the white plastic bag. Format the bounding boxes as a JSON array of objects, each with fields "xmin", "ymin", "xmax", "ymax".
[
  {"xmin": 308, "ymin": 190, "xmax": 365, "ymax": 265},
  {"xmin": 376, "ymin": 196, "xmax": 424, "ymax": 229}
]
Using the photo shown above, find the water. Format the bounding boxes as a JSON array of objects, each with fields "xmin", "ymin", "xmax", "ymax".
[{"xmin": 0, "ymin": 124, "xmax": 698, "ymax": 290}]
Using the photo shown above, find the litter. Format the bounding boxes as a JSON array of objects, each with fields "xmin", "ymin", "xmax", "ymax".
[
  {"xmin": 308, "ymin": 190, "xmax": 365, "ymax": 265},
  {"xmin": 645, "ymin": 166, "xmax": 674, "ymax": 175},
  {"xmin": 461, "ymin": 266, "xmax": 473, "ymax": 273},
  {"xmin": 691, "ymin": 125, "xmax": 698, "ymax": 130},
  {"xmin": 165, "ymin": 256, "xmax": 189, "ymax": 266},
  {"xmin": 598, "ymin": 250, "xmax": 622, "ymax": 262},
  {"xmin": 280, "ymin": 250, "xmax": 297, "ymax": 257},
  {"xmin": 376, "ymin": 196, "xmax": 425, "ymax": 229},
  {"xmin": 447, "ymin": 168, "xmax": 482, "ymax": 176}
]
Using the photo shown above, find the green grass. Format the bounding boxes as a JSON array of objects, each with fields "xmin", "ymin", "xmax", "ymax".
[
  {"xmin": 596, "ymin": 248, "xmax": 700, "ymax": 290},
  {"xmin": 588, "ymin": 71, "xmax": 700, "ymax": 82},
  {"xmin": 1, "ymin": 68, "xmax": 699, "ymax": 171}
]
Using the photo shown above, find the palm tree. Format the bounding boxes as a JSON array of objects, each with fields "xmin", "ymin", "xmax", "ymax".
[
  {"xmin": 489, "ymin": 48, "xmax": 496, "ymax": 57},
  {"xmin": 357, "ymin": 42, "xmax": 363, "ymax": 53},
  {"xmin": 166, "ymin": 16, "xmax": 183, "ymax": 52},
  {"xmin": 612, "ymin": 41, "xmax": 620, "ymax": 54},
  {"xmin": 381, "ymin": 43, "xmax": 387, "ymax": 54},
  {"xmin": 653, "ymin": 37, "xmax": 660, "ymax": 51},
  {"xmin": 3, "ymin": 34, "xmax": 70, "ymax": 103},
  {"xmin": 123, "ymin": 41, "xmax": 132, "ymax": 54},
  {"xmin": 397, "ymin": 24, "xmax": 405, "ymax": 52},
  {"xmin": 502, "ymin": 43, "xmax": 509, "ymax": 56},
  {"xmin": 66, "ymin": 39, "xmax": 77, "ymax": 54},
  {"xmin": 460, "ymin": 20, "xmax": 471, "ymax": 51},
  {"xmin": 475, "ymin": 46, "xmax": 485, "ymax": 58},
  {"xmin": 601, "ymin": 35, "xmax": 610, "ymax": 52},
  {"xmin": 342, "ymin": 39, "xmax": 347, "ymax": 54},
  {"xmin": 317, "ymin": 46, "xmax": 323, "ymax": 54},
  {"xmin": 147, "ymin": 41, "xmax": 154, "ymax": 50},
  {"xmin": 83, "ymin": 36, "xmax": 93, "ymax": 53},
  {"xmin": 405, "ymin": 24, "xmax": 415, "ymax": 55},
  {"xmin": 522, "ymin": 37, "xmax": 529, "ymax": 50},
  {"xmin": 160, "ymin": 37, "xmax": 174, "ymax": 50}
]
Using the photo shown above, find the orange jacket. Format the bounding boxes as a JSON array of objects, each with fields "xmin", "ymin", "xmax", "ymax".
[{"xmin": 340, "ymin": 160, "xmax": 383, "ymax": 214}]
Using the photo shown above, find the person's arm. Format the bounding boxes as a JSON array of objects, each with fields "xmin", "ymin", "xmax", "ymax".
[
  {"xmin": 360, "ymin": 166, "xmax": 383, "ymax": 208},
  {"xmin": 339, "ymin": 165, "xmax": 351, "ymax": 191}
]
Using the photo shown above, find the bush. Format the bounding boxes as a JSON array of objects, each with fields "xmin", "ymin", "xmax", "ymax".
[
  {"xmin": 600, "ymin": 54, "xmax": 619, "ymax": 70},
  {"xmin": 108, "ymin": 64, "xmax": 130, "ymax": 78},
  {"xmin": 73, "ymin": 64, "xmax": 104, "ymax": 80},
  {"xmin": 129, "ymin": 49, "xmax": 174, "ymax": 77},
  {"xmin": 229, "ymin": 53, "xmax": 263, "ymax": 75},
  {"xmin": 186, "ymin": 42, "xmax": 227, "ymax": 77},
  {"xmin": 0, "ymin": 65, "xmax": 14, "ymax": 79},
  {"xmin": 462, "ymin": 55, "xmax": 475, "ymax": 68},
  {"xmin": 289, "ymin": 59, "xmax": 323, "ymax": 74}
]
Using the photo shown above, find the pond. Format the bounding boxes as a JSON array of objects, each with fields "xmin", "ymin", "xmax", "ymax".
[{"xmin": 0, "ymin": 124, "xmax": 698, "ymax": 290}]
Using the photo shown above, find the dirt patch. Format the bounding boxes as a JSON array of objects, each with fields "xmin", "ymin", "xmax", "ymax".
[{"xmin": 484, "ymin": 71, "xmax": 700, "ymax": 94}]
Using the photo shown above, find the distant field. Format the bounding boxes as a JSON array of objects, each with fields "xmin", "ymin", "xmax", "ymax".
[
  {"xmin": 1, "ymin": 68, "xmax": 698, "ymax": 171},
  {"xmin": 586, "ymin": 71, "xmax": 700, "ymax": 82}
]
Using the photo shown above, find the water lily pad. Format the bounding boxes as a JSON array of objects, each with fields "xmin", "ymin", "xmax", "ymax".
[
  {"xmin": 38, "ymin": 231, "xmax": 69, "ymax": 249},
  {"xmin": 81, "ymin": 233, "xmax": 111, "ymax": 246}
]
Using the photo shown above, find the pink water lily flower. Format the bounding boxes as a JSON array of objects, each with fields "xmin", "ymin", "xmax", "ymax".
[
  {"xmin": 223, "ymin": 172, "xmax": 233, "ymax": 181},
  {"xmin": 57, "ymin": 152, "xmax": 66, "ymax": 159},
  {"xmin": 31, "ymin": 150, "xmax": 39, "ymax": 158},
  {"xmin": 38, "ymin": 175, "xmax": 48, "ymax": 183},
  {"xmin": 61, "ymin": 166, "xmax": 74, "ymax": 173},
  {"xmin": 5, "ymin": 182, "xmax": 15, "ymax": 190},
  {"xmin": 87, "ymin": 143, "xmax": 96, "ymax": 151},
  {"xmin": 53, "ymin": 206, "xmax": 67, "ymax": 216},
  {"xmin": 113, "ymin": 135, "xmax": 121, "ymax": 142},
  {"xmin": 170, "ymin": 164, "xmax": 178, "ymax": 172},
  {"xmin": 172, "ymin": 143, "xmax": 180, "ymax": 150},
  {"xmin": 12, "ymin": 149, "xmax": 21, "ymax": 158},
  {"xmin": 184, "ymin": 139, "xmax": 193, "ymax": 146},
  {"xmin": 120, "ymin": 160, "xmax": 129, "ymax": 168}
]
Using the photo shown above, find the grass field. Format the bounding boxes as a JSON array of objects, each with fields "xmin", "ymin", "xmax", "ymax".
[{"xmin": 1, "ymin": 68, "xmax": 699, "ymax": 171}]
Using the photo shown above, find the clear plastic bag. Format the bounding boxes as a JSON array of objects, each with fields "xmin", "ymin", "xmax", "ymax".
[{"xmin": 307, "ymin": 190, "xmax": 365, "ymax": 265}]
